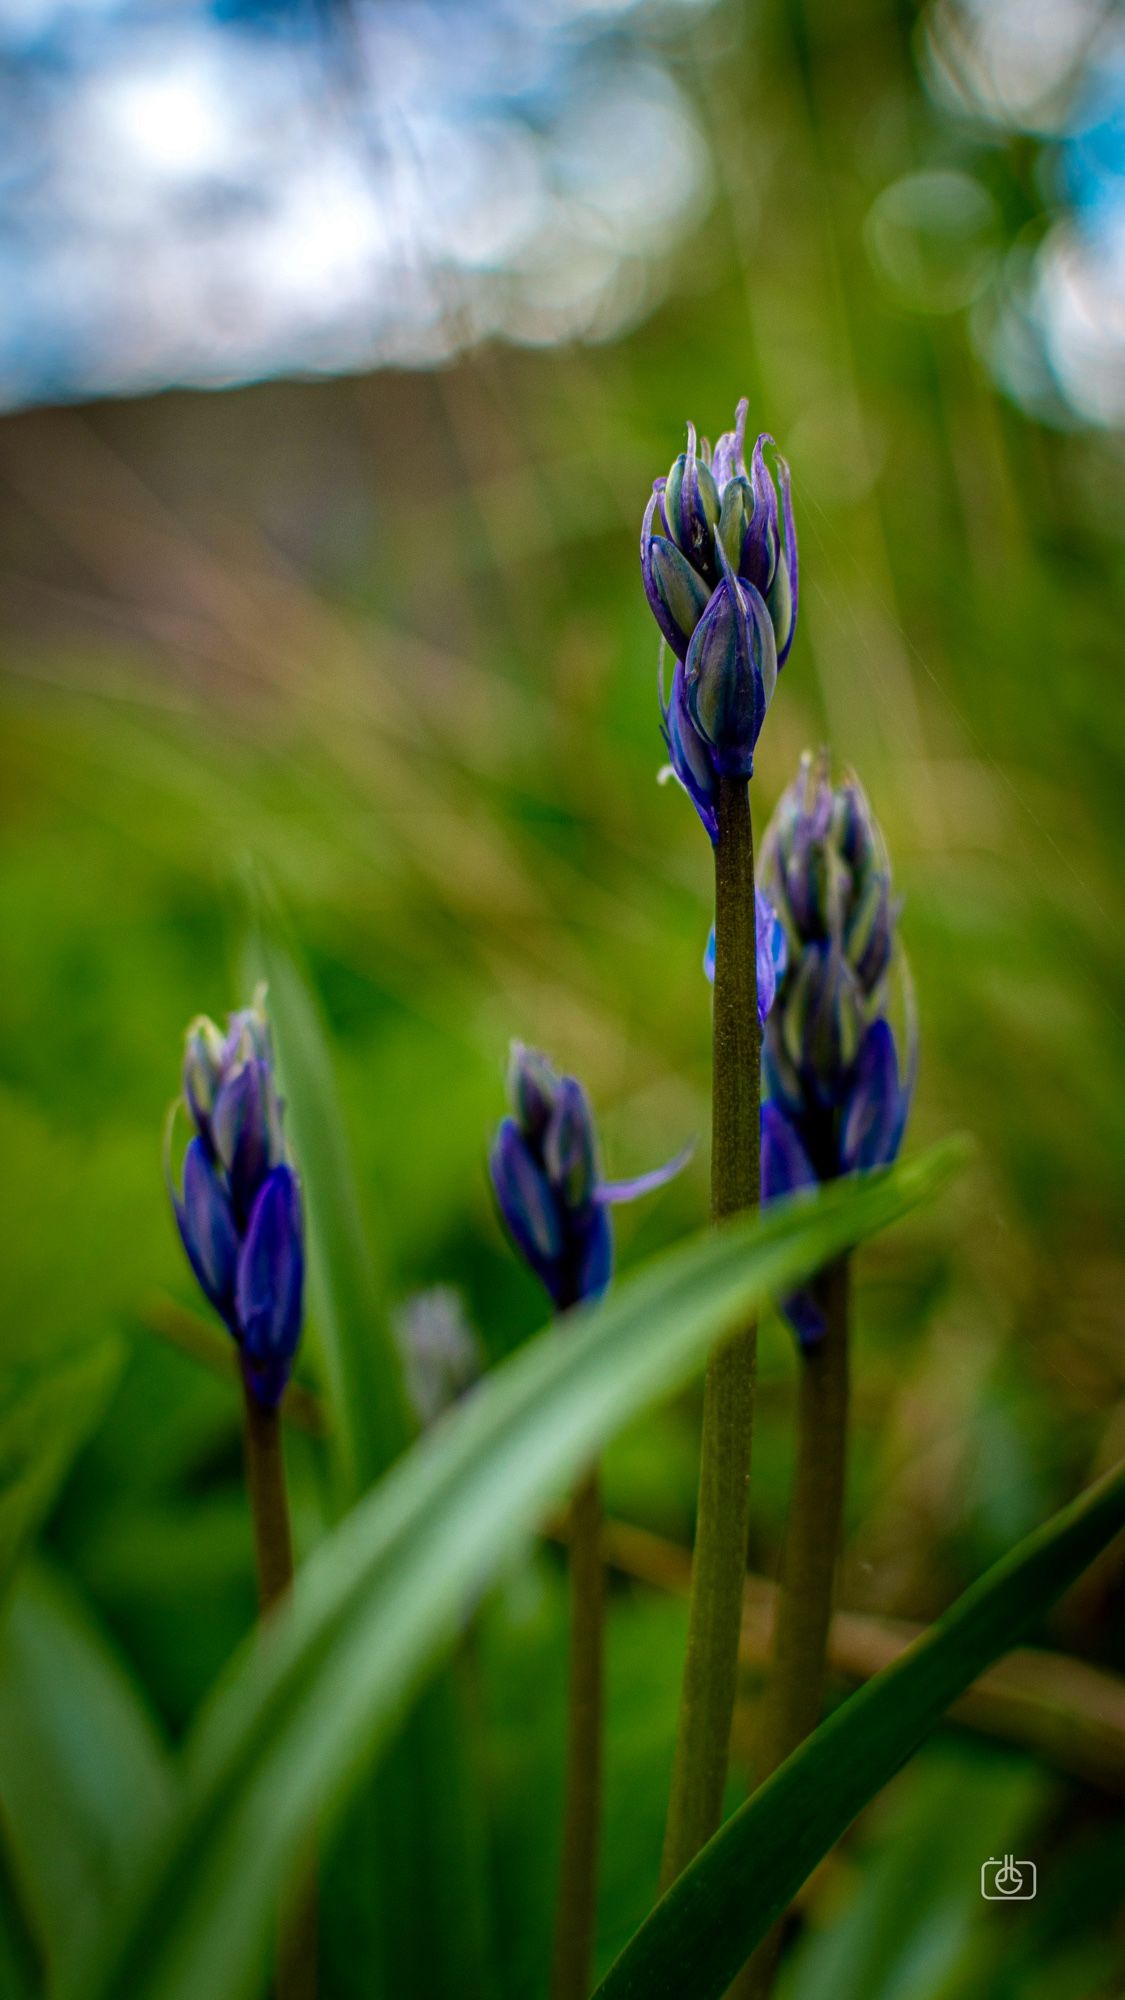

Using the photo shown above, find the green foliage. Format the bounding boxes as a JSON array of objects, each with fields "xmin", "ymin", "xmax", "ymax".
[
  {"xmin": 0, "ymin": 1565, "xmax": 172, "ymax": 1983},
  {"xmin": 65, "ymin": 1149, "xmax": 959, "ymax": 2000},
  {"xmin": 593, "ymin": 1457, "xmax": 1125, "ymax": 1999}
]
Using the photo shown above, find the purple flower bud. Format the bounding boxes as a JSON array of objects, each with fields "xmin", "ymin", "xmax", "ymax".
[
  {"xmin": 759, "ymin": 752, "xmax": 915, "ymax": 1290},
  {"xmin": 641, "ymin": 487, "xmax": 712, "ymax": 662},
  {"xmin": 780, "ymin": 943, "xmax": 864, "ymax": 1106},
  {"xmin": 845, "ymin": 872, "xmax": 894, "ymax": 993},
  {"xmin": 212, "ymin": 1059, "xmax": 284, "ymax": 1225},
  {"xmin": 491, "ymin": 1048, "xmax": 687, "ymax": 1311},
  {"xmin": 490, "ymin": 1117, "xmax": 562, "ymax": 1277},
  {"xmin": 662, "ymin": 423, "xmax": 721, "ymax": 583},
  {"xmin": 507, "ymin": 1041, "xmax": 559, "ymax": 1141},
  {"xmin": 683, "ymin": 571, "xmax": 776, "ymax": 780},
  {"xmin": 174, "ymin": 1136, "xmax": 239, "ymax": 1326},
  {"xmin": 703, "ymin": 889, "xmax": 788, "ymax": 1027},
  {"xmin": 661, "ymin": 659, "xmax": 719, "ymax": 842},
  {"xmin": 236, "ymin": 1166, "xmax": 305, "ymax": 1407},
  {"xmin": 543, "ymin": 1077, "xmax": 599, "ymax": 1211},
  {"xmin": 839, "ymin": 1020, "xmax": 910, "ymax": 1173},
  {"xmin": 183, "ymin": 1016, "xmax": 227, "ymax": 1152},
  {"xmin": 168, "ymin": 989, "xmax": 306, "ymax": 1407},
  {"xmin": 760, "ymin": 1101, "xmax": 817, "ymax": 1204}
]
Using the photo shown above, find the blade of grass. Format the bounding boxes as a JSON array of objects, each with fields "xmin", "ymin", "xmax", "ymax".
[{"xmin": 243, "ymin": 917, "xmax": 494, "ymax": 1997}]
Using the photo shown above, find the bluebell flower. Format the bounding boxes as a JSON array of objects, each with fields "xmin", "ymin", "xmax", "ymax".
[
  {"xmin": 490, "ymin": 1044, "xmax": 690, "ymax": 1312},
  {"xmin": 758, "ymin": 753, "xmax": 915, "ymax": 1347},
  {"xmin": 703, "ymin": 889, "xmax": 788, "ymax": 1027},
  {"xmin": 167, "ymin": 988, "xmax": 305, "ymax": 1408},
  {"xmin": 645, "ymin": 400, "xmax": 798, "ymax": 836}
]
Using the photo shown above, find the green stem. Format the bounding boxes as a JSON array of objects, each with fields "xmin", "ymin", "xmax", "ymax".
[
  {"xmin": 241, "ymin": 1371, "xmax": 318, "ymax": 2000},
  {"xmin": 661, "ymin": 774, "xmax": 761, "ymax": 1890},
  {"xmin": 738, "ymin": 1255, "xmax": 851, "ymax": 2000},
  {"xmin": 551, "ymin": 1465, "xmax": 605, "ymax": 2000}
]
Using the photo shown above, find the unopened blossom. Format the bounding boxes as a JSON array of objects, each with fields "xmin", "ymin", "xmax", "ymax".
[
  {"xmin": 643, "ymin": 399, "xmax": 798, "ymax": 835},
  {"xmin": 490, "ymin": 1044, "xmax": 688, "ymax": 1311},
  {"xmin": 758, "ymin": 752, "xmax": 914, "ymax": 1345},
  {"xmin": 167, "ymin": 988, "xmax": 304, "ymax": 1408}
]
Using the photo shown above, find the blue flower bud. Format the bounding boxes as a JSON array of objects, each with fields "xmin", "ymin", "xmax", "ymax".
[
  {"xmin": 641, "ymin": 487, "xmax": 712, "ymax": 662},
  {"xmin": 661, "ymin": 658, "xmax": 719, "ymax": 842},
  {"xmin": 759, "ymin": 752, "xmax": 915, "ymax": 1343},
  {"xmin": 683, "ymin": 570, "xmax": 776, "ymax": 780},
  {"xmin": 490, "ymin": 1048, "xmax": 687, "ymax": 1312},
  {"xmin": 236, "ymin": 1165, "xmax": 305, "ymax": 1408},
  {"xmin": 760, "ymin": 1101, "xmax": 817, "ymax": 1204},
  {"xmin": 174, "ymin": 1136, "xmax": 239, "ymax": 1326},
  {"xmin": 212, "ymin": 1059, "xmax": 284, "ymax": 1224},
  {"xmin": 703, "ymin": 889, "xmax": 787, "ymax": 1026},
  {"xmin": 839, "ymin": 1020, "xmax": 908, "ymax": 1173},
  {"xmin": 844, "ymin": 872, "xmax": 894, "ymax": 993},
  {"xmin": 543, "ymin": 1077, "xmax": 599, "ymax": 1211},
  {"xmin": 490, "ymin": 1118, "xmax": 563, "ymax": 1275},
  {"xmin": 508, "ymin": 1040, "xmax": 559, "ymax": 1141},
  {"xmin": 183, "ymin": 1016, "xmax": 227, "ymax": 1150},
  {"xmin": 662, "ymin": 423, "xmax": 721, "ymax": 584},
  {"xmin": 168, "ymin": 988, "xmax": 306, "ymax": 1407},
  {"xmin": 781, "ymin": 943, "xmax": 863, "ymax": 1106}
]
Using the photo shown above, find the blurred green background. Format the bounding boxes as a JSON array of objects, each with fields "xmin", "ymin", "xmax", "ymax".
[{"xmin": 2, "ymin": 0, "xmax": 1124, "ymax": 1994}]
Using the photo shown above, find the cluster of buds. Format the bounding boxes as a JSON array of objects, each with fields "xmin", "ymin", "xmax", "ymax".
[
  {"xmin": 642, "ymin": 398, "xmax": 798, "ymax": 838},
  {"xmin": 167, "ymin": 989, "xmax": 305, "ymax": 1408},
  {"xmin": 759, "ymin": 753, "xmax": 914, "ymax": 1343},
  {"xmin": 490, "ymin": 1044, "xmax": 688, "ymax": 1312}
]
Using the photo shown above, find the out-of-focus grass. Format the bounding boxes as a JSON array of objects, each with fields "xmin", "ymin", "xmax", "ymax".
[{"xmin": 1, "ymin": 0, "xmax": 1123, "ymax": 1991}]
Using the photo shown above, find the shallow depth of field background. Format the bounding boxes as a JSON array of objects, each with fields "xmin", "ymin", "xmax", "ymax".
[{"xmin": 1, "ymin": 0, "xmax": 1124, "ymax": 1995}]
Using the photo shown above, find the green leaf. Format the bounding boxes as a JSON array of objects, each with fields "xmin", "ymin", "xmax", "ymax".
[
  {"xmin": 0, "ymin": 1334, "xmax": 121, "ymax": 1600},
  {"xmin": 67, "ymin": 1142, "xmax": 961, "ymax": 2000},
  {"xmin": 243, "ymin": 920, "xmax": 494, "ymax": 1997},
  {"xmin": 594, "ymin": 1454, "xmax": 1125, "ymax": 2000},
  {"xmin": 0, "ymin": 1565, "xmax": 173, "ymax": 1983}
]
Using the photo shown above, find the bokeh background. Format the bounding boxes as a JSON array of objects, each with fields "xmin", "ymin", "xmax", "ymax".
[{"xmin": 2, "ymin": 0, "xmax": 1124, "ymax": 1995}]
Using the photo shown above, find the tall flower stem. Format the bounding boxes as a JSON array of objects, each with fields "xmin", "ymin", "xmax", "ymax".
[
  {"xmin": 661, "ymin": 774, "xmax": 761, "ymax": 1889},
  {"xmin": 551, "ymin": 1463, "xmax": 605, "ymax": 2000},
  {"xmin": 241, "ymin": 1372, "xmax": 318, "ymax": 2000},
  {"xmin": 739, "ymin": 1256, "xmax": 851, "ymax": 1999}
]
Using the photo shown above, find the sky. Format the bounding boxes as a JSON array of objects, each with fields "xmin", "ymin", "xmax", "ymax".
[{"xmin": 0, "ymin": 0, "xmax": 1120, "ymax": 422}]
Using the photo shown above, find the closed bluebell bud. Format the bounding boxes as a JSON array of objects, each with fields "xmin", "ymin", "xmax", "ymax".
[
  {"xmin": 174, "ymin": 1135, "xmax": 239, "ymax": 1322},
  {"xmin": 660, "ymin": 658, "xmax": 719, "ymax": 842},
  {"xmin": 236, "ymin": 1166, "xmax": 305, "ymax": 1404},
  {"xmin": 683, "ymin": 567, "xmax": 776, "ymax": 780},
  {"xmin": 643, "ymin": 399, "xmax": 798, "ymax": 837},
  {"xmin": 183, "ymin": 1016, "xmax": 227, "ymax": 1151},
  {"xmin": 543, "ymin": 1078, "xmax": 599, "ymax": 1211},
  {"xmin": 167, "ymin": 989, "xmax": 305, "ymax": 1408},
  {"xmin": 703, "ymin": 888, "xmax": 788, "ymax": 1027},
  {"xmin": 641, "ymin": 487, "xmax": 713, "ymax": 663},
  {"xmin": 508, "ymin": 1041, "xmax": 560, "ymax": 1141},
  {"xmin": 759, "ymin": 753, "xmax": 915, "ymax": 1346},
  {"xmin": 490, "ymin": 1117, "xmax": 563, "ymax": 1282},
  {"xmin": 491, "ymin": 1044, "xmax": 689, "ymax": 1312},
  {"xmin": 662, "ymin": 423, "xmax": 722, "ymax": 584}
]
